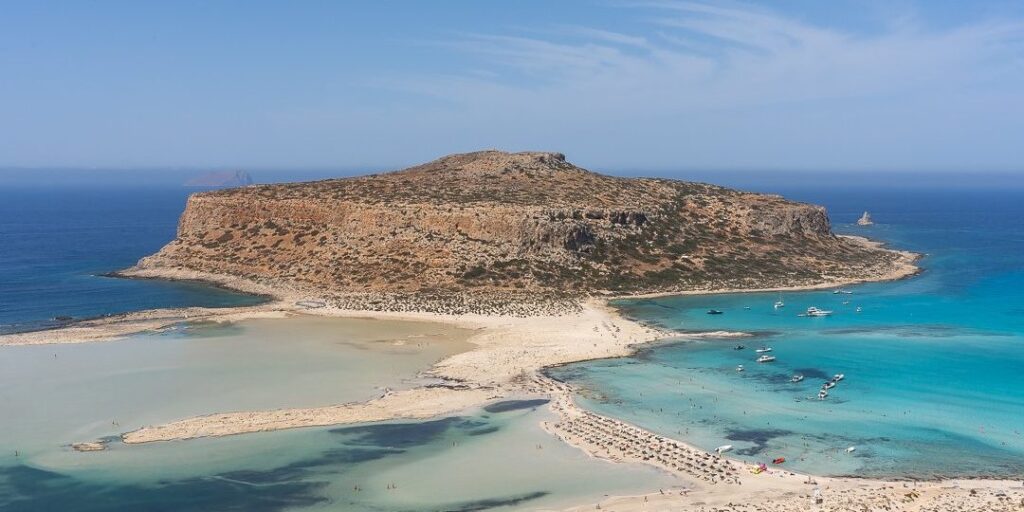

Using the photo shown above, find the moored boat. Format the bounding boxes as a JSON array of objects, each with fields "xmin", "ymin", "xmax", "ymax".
[
  {"xmin": 791, "ymin": 374, "xmax": 804, "ymax": 383},
  {"xmin": 804, "ymin": 306, "xmax": 833, "ymax": 317},
  {"xmin": 756, "ymin": 355, "xmax": 776, "ymax": 363}
]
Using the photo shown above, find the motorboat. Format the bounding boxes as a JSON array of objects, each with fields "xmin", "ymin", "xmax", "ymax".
[
  {"xmin": 804, "ymin": 306, "xmax": 833, "ymax": 317},
  {"xmin": 734, "ymin": 345, "xmax": 746, "ymax": 350},
  {"xmin": 736, "ymin": 365, "xmax": 745, "ymax": 372},
  {"xmin": 846, "ymin": 446, "xmax": 857, "ymax": 453},
  {"xmin": 855, "ymin": 306, "xmax": 863, "ymax": 313},
  {"xmin": 773, "ymin": 298, "xmax": 785, "ymax": 309},
  {"xmin": 818, "ymin": 389, "xmax": 828, "ymax": 400},
  {"xmin": 755, "ymin": 347, "xmax": 772, "ymax": 353},
  {"xmin": 707, "ymin": 309, "xmax": 724, "ymax": 315},
  {"xmin": 791, "ymin": 374, "xmax": 804, "ymax": 383},
  {"xmin": 833, "ymin": 289, "xmax": 853, "ymax": 295},
  {"xmin": 832, "ymin": 373, "xmax": 845, "ymax": 382},
  {"xmin": 756, "ymin": 355, "xmax": 776, "ymax": 363},
  {"xmin": 716, "ymin": 444, "xmax": 733, "ymax": 454},
  {"xmin": 822, "ymin": 381, "xmax": 836, "ymax": 390}
]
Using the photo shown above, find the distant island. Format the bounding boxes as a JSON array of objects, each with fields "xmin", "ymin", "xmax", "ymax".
[
  {"xmin": 184, "ymin": 170, "xmax": 253, "ymax": 188},
  {"xmin": 125, "ymin": 151, "xmax": 916, "ymax": 314}
]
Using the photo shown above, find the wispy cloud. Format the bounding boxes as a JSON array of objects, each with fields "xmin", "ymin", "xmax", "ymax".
[{"xmin": 364, "ymin": 1, "xmax": 1024, "ymax": 170}]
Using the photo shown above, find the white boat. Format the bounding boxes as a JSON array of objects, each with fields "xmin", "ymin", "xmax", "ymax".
[
  {"xmin": 805, "ymin": 306, "xmax": 833, "ymax": 317},
  {"xmin": 716, "ymin": 444, "xmax": 733, "ymax": 454},
  {"xmin": 756, "ymin": 355, "xmax": 776, "ymax": 363},
  {"xmin": 833, "ymin": 289, "xmax": 853, "ymax": 295},
  {"xmin": 791, "ymin": 374, "xmax": 804, "ymax": 383},
  {"xmin": 855, "ymin": 306, "xmax": 863, "ymax": 313},
  {"xmin": 773, "ymin": 298, "xmax": 785, "ymax": 309},
  {"xmin": 817, "ymin": 389, "xmax": 828, "ymax": 400},
  {"xmin": 846, "ymin": 446, "xmax": 857, "ymax": 453},
  {"xmin": 832, "ymin": 373, "xmax": 845, "ymax": 382},
  {"xmin": 822, "ymin": 381, "xmax": 836, "ymax": 390},
  {"xmin": 736, "ymin": 365, "xmax": 745, "ymax": 372},
  {"xmin": 755, "ymin": 347, "xmax": 772, "ymax": 353}
]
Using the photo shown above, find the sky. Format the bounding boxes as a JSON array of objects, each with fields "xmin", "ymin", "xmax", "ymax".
[{"xmin": 2, "ymin": 1, "xmax": 1024, "ymax": 173}]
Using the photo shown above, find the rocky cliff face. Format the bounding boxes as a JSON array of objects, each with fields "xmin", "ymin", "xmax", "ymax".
[{"xmin": 133, "ymin": 151, "xmax": 908, "ymax": 300}]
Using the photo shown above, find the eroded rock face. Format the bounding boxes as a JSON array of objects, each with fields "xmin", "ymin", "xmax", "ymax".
[{"xmin": 134, "ymin": 150, "xmax": 903, "ymax": 296}]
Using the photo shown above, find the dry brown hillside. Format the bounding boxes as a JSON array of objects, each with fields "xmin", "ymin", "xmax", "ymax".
[{"xmin": 128, "ymin": 151, "xmax": 913, "ymax": 312}]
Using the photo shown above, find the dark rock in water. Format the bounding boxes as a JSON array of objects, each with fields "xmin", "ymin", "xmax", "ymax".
[
  {"xmin": 726, "ymin": 428, "xmax": 792, "ymax": 456},
  {"xmin": 792, "ymin": 368, "xmax": 831, "ymax": 380},
  {"xmin": 184, "ymin": 170, "xmax": 253, "ymax": 188},
  {"xmin": 53, "ymin": 316, "xmax": 74, "ymax": 322}
]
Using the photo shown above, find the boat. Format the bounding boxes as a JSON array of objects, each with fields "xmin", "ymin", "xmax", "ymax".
[
  {"xmin": 804, "ymin": 306, "xmax": 833, "ymax": 317},
  {"xmin": 818, "ymin": 389, "xmax": 828, "ymax": 400},
  {"xmin": 773, "ymin": 296, "xmax": 785, "ymax": 309},
  {"xmin": 736, "ymin": 365, "xmax": 745, "ymax": 372},
  {"xmin": 707, "ymin": 309, "xmax": 724, "ymax": 315},
  {"xmin": 791, "ymin": 374, "xmax": 804, "ymax": 383},
  {"xmin": 772, "ymin": 457, "xmax": 786, "ymax": 465},
  {"xmin": 822, "ymin": 381, "xmax": 836, "ymax": 390},
  {"xmin": 855, "ymin": 306, "xmax": 863, "ymax": 313},
  {"xmin": 857, "ymin": 211, "xmax": 873, "ymax": 226},
  {"xmin": 716, "ymin": 444, "xmax": 733, "ymax": 454},
  {"xmin": 734, "ymin": 344, "xmax": 745, "ymax": 350},
  {"xmin": 756, "ymin": 355, "xmax": 776, "ymax": 363},
  {"xmin": 833, "ymin": 289, "xmax": 853, "ymax": 295},
  {"xmin": 743, "ymin": 306, "xmax": 751, "ymax": 310},
  {"xmin": 755, "ymin": 347, "xmax": 772, "ymax": 353},
  {"xmin": 846, "ymin": 446, "xmax": 857, "ymax": 453},
  {"xmin": 832, "ymin": 373, "xmax": 845, "ymax": 382}
]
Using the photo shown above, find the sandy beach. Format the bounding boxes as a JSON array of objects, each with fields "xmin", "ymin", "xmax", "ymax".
[{"xmin": 7, "ymin": 245, "xmax": 1019, "ymax": 510}]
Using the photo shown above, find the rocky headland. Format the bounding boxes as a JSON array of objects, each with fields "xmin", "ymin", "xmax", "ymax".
[{"xmin": 122, "ymin": 150, "xmax": 916, "ymax": 314}]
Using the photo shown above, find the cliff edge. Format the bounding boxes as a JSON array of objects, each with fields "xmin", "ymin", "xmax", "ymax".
[{"xmin": 126, "ymin": 151, "xmax": 915, "ymax": 313}]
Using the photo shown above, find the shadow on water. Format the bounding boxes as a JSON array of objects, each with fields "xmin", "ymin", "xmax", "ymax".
[
  {"xmin": 0, "ymin": 464, "xmax": 329, "ymax": 512},
  {"xmin": 0, "ymin": 416, "xmax": 542, "ymax": 512},
  {"xmin": 422, "ymin": 491, "xmax": 550, "ymax": 512},
  {"xmin": 482, "ymin": 399, "xmax": 550, "ymax": 414}
]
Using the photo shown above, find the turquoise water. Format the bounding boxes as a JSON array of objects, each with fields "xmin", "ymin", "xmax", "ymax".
[
  {"xmin": 0, "ymin": 404, "xmax": 676, "ymax": 512},
  {"xmin": 550, "ymin": 188, "xmax": 1024, "ymax": 479}
]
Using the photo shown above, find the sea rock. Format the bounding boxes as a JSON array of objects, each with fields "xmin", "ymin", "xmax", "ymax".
[{"xmin": 71, "ymin": 441, "xmax": 107, "ymax": 452}]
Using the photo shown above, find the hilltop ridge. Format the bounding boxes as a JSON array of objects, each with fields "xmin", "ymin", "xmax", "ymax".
[{"xmin": 125, "ymin": 151, "xmax": 916, "ymax": 314}]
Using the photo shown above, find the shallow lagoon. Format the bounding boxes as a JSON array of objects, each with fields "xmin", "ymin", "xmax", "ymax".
[
  {"xmin": 0, "ymin": 315, "xmax": 473, "ymax": 458},
  {"xmin": 0, "ymin": 316, "xmax": 678, "ymax": 511}
]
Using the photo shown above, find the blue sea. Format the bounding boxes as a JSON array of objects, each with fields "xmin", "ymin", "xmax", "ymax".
[
  {"xmin": 550, "ymin": 186, "xmax": 1024, "ymax": 479},
  {"xmin": 0, "ymin": 187, "xmax": 266, "ymax": 334},
  {"xmin": 1, "ymin": 182, "xmax": 1023, "ymax": 511}
]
